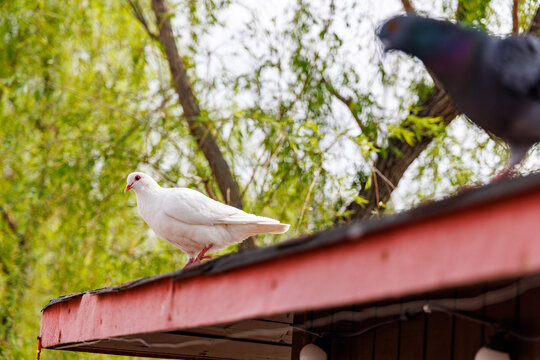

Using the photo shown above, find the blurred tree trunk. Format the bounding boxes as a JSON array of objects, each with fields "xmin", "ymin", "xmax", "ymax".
[
  {"xmin": 151, "ymin": 0, "xmax": 254, "ymax": 248},
  {"xmin": 348, "ymin": 4, "xmax": 540, "ymax": 220},
  {"xmin": 529, "ymin": 6, "xmax": 540, "ymax": 34}
]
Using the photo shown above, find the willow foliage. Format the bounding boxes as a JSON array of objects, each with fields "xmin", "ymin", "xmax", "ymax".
[{"xmin": 0, "ymin": 0, "xmax": 537, "ymax": 358}]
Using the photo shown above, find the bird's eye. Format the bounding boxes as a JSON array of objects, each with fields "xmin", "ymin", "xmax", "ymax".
[
  {"xmin": 135, "ymin": 175, "xmax": 141, "ymax": 181},
  {"xmin": 387, "ymin": 19, "xmax": 399, "ymax": 33}
]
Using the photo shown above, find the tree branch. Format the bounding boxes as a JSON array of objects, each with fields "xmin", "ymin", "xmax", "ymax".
[
  {"xmin": 151, "ymin": 0, "xmax": 255, "ymax": 248},
  {"xmin": 127, "ymin": 0, "xmax": 159, "ymax": 40},
  {"xmin": 456, "ymin": 0, "xmax": 465, "ymax": 21},
  {"xmin": 322, "ymin": 77, "xmax": 366, "ymax": 132},
  {"xmin": 400, "ymin": 0, "xmax": 415, "ymax": 14},
  {"xmin": 513, "ymin": 0, "xmax": 520, "ymax": 35},
  {"xmin": 295, "ymin": 164, "xmax": 323, "ymax": 232},
  {"xmin": 528, "ymin": 5, "xmax": 540, "ymax": 36},
  {"xmin": 348, "ymin": 85, "xmax": 458, "ymax": 220},
  {"xmin": 241, "ymin": 132, "xmax": 286, "ymax": 199},
  {"xmin": 0, "ymin": 209, "xmax": 13, "ymax": 275},
  {"xmin": 0, "ymin": 206, "xmax": 26, "ymax": 249},
  {"xmin": 0, "ymin": 206, "xmax": 29, "ymax": 341}
]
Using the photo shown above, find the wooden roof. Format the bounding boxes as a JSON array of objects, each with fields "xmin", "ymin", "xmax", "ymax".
[{"xmin": 40, "ymin": 173, "xmax": 540, "ymax": 359}]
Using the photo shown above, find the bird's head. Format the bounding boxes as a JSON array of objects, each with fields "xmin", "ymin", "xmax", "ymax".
[
  {"xmin": 378, "ymin": 15, "xmax": 413, "ymax": 53},
  {"xmin": 125, "ymin": 172, "xmax": 158, "ymax": 194},
  {"xmin": 378, "ymin": 15, "xmax": 476, "ymax": 66}
]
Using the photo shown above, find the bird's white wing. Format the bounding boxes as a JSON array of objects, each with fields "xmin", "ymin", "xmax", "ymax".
[{"xmin": 162, "ymin": 188, "xmax": 276, "ymax": 226}]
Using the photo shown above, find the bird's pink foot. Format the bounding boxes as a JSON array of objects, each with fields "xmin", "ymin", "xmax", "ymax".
[
  {"xmin": 490, "ymin": 167, "xmax": 512, "ymax": 183},
  {"xmin": 195, "ymin": 245, "xmax": 214, "ymax": 263},
  {"xmin": 183, "ymin": 257, "xmax": 195, "ymax": 269}
]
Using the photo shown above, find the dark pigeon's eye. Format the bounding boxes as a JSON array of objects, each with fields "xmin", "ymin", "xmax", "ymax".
[
  {"xmin": 387, "ymin": 19, "xmax": 399, "ymax": 33},
  {"xmin": 135, "ymin": 175, "xmax": 141, "ymax": 181}
]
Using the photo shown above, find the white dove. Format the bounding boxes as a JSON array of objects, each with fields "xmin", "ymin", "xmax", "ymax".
[{"xmin": 124, "ymin": 172, "xmax": 290, "ymax": 267}]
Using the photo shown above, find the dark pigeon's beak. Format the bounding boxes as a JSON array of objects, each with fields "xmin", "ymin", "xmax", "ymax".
[
  {"xmin": 380, "ymin": 38, "xmax": 392, "ymax": 53},
  {"xmin": 376, "ymin": 24, "xmax": 392, "ymax": 54}
]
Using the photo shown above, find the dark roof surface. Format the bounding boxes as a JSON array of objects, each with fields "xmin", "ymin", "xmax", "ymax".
[{"xmin": 43, "ymin": 172, "xmax": 540, "ymax": 311}]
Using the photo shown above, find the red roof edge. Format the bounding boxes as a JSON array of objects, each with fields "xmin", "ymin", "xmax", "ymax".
[{"xmin": 41, "ymin": 176, "xmax": 540, "ymax": 348}]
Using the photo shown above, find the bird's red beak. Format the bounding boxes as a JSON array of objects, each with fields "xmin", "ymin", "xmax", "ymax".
[{"xmin": 124, "ymin": 183, "xmax": 133, "ymax": 193}]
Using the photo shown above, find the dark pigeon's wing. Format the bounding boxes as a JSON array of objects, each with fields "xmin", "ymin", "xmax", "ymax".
[{"xmin": 492, "ymin": 36, "xmax": 540, "ymax": 98}]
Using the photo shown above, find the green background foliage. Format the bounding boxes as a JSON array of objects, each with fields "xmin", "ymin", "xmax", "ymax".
[{"xmin": 0, "ymin": 0, "xmax": 537, "ymax": 358}]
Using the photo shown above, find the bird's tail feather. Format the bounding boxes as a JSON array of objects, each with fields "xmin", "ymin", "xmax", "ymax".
[{"xmin": 242, "ymin": 222, "xmax": 290, "ymax": 235}]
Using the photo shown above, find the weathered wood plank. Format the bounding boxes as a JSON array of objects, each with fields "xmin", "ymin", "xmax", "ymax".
[
  {"xmin": 373, "ymin": 299, "xmax": 400, "ymax": 360},
  {"xmin": 350, "ymin": 303, "xmax": 376, "ymax": 360},
  {"xmin": 399, "ymin": 294, "xmax": 426, "ymax": 360},
  {"xmin": 66, "ymin": 332, "xmax": 291, "ymax": 360},
  {"xmin": 291, "ymin": 311, "xmax": 313, "ymax": 360},
  {"xmin": 517, "ymin": 283, "xmax": 540, "ymax": 359},
  {"xmin": 185, "ymin": 319, "xmax": 292, "ymax": 345},
  {"xmin": 453, "ymin": 287, "xmax": 484, "ymax": 359},
  {"xmin": 329, "ymin": 306, "xmax": 354, "ymax": 360},
  {"xmin": 425, "ymin": 291, "xmax": 454, "ymax": 360}
]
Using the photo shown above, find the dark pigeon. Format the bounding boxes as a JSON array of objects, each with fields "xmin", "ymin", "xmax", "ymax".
[{"xmin": 378, "ymin": 15, "xmax": 540, "ymax": 176}]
